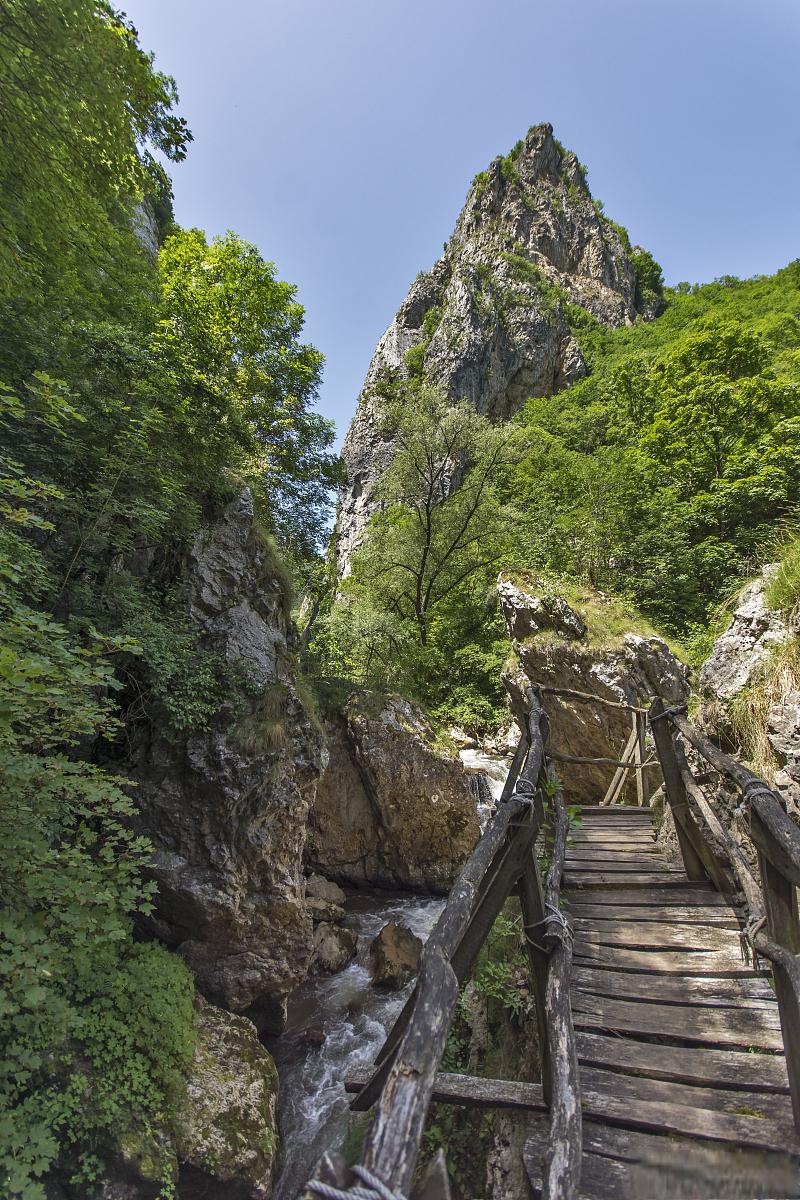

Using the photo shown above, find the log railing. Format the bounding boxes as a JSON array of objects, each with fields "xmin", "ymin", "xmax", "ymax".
[
  {"xmin": 649, "ymin": 697, "xmax": 800, "ymax": 1133},
  {"xmin": 302, "ymin": 689, "xmax": 582, "ymax": 1200}
]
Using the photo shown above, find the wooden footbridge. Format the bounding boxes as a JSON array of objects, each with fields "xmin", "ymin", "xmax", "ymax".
[{"xmin": 303, "ymin": 689, "xmax": 800, "ymax": 1200}]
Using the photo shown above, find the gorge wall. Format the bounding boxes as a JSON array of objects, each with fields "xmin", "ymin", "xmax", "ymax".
[
  {"xmin": 337, "ymin": 121, "xmax": 653, "ymax": 573},
  {"xmin": 132, "ymin": 488, "xmax": 324, "ymax": 1033}
]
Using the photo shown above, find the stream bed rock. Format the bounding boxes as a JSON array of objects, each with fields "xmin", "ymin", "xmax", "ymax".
[{"xmin": 368, "ymin": 921, "xmax": 423, "ymax": 989}]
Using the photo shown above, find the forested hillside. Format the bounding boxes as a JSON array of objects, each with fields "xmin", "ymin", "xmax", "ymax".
[
  {"xmin": 0, "ymin": 3, "xmax": 335, "ymax": 1194},
  {"xmin": 322, "ymin": 258, "xmax": 800, "ymax": 732}
]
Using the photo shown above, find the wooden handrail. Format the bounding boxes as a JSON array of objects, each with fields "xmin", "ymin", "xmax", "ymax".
[
  {"xmin": 651, "ymin": 702, "xmax": 800, "ymax": 1133},
  {"xmin": 304, "ymin": 689, "xmax": 583, "ymax": 1199}
]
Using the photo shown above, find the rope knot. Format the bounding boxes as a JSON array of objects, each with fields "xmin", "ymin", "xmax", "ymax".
[{"xmin": 307, "ymin": 1165, "xmax": 408, "ymax": 1200}]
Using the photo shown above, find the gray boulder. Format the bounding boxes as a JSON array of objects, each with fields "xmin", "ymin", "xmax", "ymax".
[
  {"xmin": 173, "ymin": 999, "xmax": 280, "ymax": 1199},
  {"xmin": 368, "ymin": 922, "xmax": 423, "ymax": 989},
  {"xmin": 310, "ymin": 922, "xmax": 358, "ymax": 974},
  {"xmin": 498, "ymin": 573, "xmax": 587, "ymax": 641}
]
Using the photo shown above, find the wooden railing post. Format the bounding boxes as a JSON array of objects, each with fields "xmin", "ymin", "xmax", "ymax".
[
  {"xmin": 518, "ymin": 849, "xmax": 551, "ymax": 1104},
  {"xmin": 751, "ymin": 800, "xmax": 800, "ymax": 1133},
  {"xmin": 648, "ymin": 698, "xmax": 707, "ymax": 882}
]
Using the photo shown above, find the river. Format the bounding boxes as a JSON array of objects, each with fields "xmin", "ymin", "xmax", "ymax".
[{"xmin": 267, "ymin": 748, "xmax": 510, "ymax": 1198}]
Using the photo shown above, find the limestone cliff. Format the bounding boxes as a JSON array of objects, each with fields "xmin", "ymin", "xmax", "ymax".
[
  {"xmin": 132, "ymin": 488, "xmax": 324, "ymax": 1032},
  {"xmin": 338, "ymin": 122, "xmax": 651, "ymax": 573}
]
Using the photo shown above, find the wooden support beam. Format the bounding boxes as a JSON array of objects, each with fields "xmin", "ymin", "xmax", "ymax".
[
  {"xmin": 518, "ymin": 857, "xmax": 551, "ymax": 1103},
  {"xmin": 600, "ymin": 720, "xmax": 639, "ymax": 807},
  {"xmin": 635, "ymin": 711, "xmax": 646, "ymax": 808}
]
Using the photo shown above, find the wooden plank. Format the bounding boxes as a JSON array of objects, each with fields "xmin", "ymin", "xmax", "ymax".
[
  {"xmin": 572, "ymin": 918, "xmax": 744, "ymax": 951},
  {"xmin": 573, "ymin": 942, "xmax": 768, "ymax": 977},
  {"xmin": 576, "ymin": 1031, "xmax": 790, "ymax": 1092},
  {"xmin": 570, "ymin": 993, "xmax": 784, "ymax": 1050},
  {"xmin": 565, "ymin": 872, "xmax": 702, "ymax": 889},
  {"xmin": 576, "ymin": 805, "xmax": 654, "ymax": 817},
  {"xmin": 565, "ymin": 903, "xmax": 738, "ymax": 927},
  {"xmin": 565, "ymin": 858, "xmax": 682, "ymax": 873},
  {"xmin": 345, "ymin": 1066, "xmax": 544, "ymax": 1110},
  {"xmin": 540, "ymin": 776, "xmax": 582, "ymax": 1200},
  {"xmin": 751, "ymin": 796, "xmax": 800, "ymax": 887},
  {"xmin": 649, "ymin": 697, "xmax": 708, "ymax": 882},
  {"xmin": 525, "ymin": 1113, "xmax": 800, "ymax": 1200},
  {"xmin": 572, "ymin": 965, "xmax": 776, "ymax": 1007},
  {"xmin": 579, "ymin": 1064, "xmax": 792, "ymax": 1122},
  {"xmin": 564, "ymin": 885, "xmax": 727, "ymax": 907},
  {"xmin": 599, "ymin": 720, "xmax": 639, "ymax": 807},
  {"xmin": 564, "ymin": 850, "xmax": 661, "ymax": 862},
  {"xmin": 759, "ymin": 838, "xmax": 800, "ymax": 1132}
]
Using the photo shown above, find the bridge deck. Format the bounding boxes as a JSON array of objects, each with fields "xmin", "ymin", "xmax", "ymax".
[{"xmin": 524, "ymin": 805, "xmax": 799, "ymax": 1198}]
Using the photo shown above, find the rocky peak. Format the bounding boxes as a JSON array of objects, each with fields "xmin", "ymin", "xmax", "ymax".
[{"xmin": 337, "ymin": 123, "xmax": 649, "ymax": 573}]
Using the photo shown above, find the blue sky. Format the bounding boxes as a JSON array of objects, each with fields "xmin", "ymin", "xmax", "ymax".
[{"xmin": 125, "ymin": 0, "xmax": 799, "ymax": 447}]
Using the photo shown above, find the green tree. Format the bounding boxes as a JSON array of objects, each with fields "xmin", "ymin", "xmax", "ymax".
[
  {"xmin": 0, "ymin": 0, "xmax": 190, "ymax": 340},
  {"xmin": 155, "ymin": 228, "xmax": 338, "ymax": 555},
  {"xmin": 346, "ymin": 386, "xmax": 512, "ymax": 646}
]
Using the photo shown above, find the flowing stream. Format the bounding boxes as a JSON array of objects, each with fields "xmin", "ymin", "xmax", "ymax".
[
  {"xmin": 267, "ymin": 749, "xmax": 510, "ymax": 1199},
  {"xmin": 268, "ymin": 893, "xmax": 445, "ymax": 1199}
]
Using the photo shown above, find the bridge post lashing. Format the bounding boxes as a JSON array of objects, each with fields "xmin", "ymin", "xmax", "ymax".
[{"xmin": 648, "ymin": 697, "xmax": 708, "ymax": 882}]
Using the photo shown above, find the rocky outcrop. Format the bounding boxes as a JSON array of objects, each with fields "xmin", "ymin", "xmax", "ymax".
[
  {"xmin": 700, "ymin": 568, "xmax": 792, "ymax": 701},
  {"xmin": 497, "ymin": 574, "xmax": 587, "ymax": 641},
  {"xmin": 305, "ymin": 873, "xmax": 346, "ymax": 923},
  {"xmin": 338, "ymin": 123, "xmax": 653, "ymax": 573},
  {"xmin": 368, "ymin": 921, "xmax": 423, "ymax": 989},
  {"xmin": 500, "ymin": 580, "xmax": 689, "ymax": 803},
  {"xmin": 132, "ymin": 489, "xmax": 324, "ymax": 1031},
  {"xmin": 699, "ymin": 567, "xmax": 799, "ymax": 813},
  {"xmin": 308, "ymin": 693, "xmax": 481, "ymax": 891},
  {"xmin": 174, "ymin": 999, "xmax": 280, "ymax": 1199}
]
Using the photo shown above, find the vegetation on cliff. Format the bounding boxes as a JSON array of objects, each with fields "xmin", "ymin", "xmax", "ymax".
[
  {"xmin": 0, "ymin": 4, "xmax": 334, "ymax": 1195},
  {"xmin": 323, "ymin": 249, "xmax": 800, "ymax": 732}
]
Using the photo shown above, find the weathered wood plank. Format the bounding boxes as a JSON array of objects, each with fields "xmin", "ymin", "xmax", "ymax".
[
  {"xmin": 759, "ymin": 838, "xmax": 800, "ymax": 1132},
  {"xmin": 751, "ymin": 796, "xmax": 800, "ymax": 887},
  {"xmin": 572, "ymin": 964, "xmax": 776, "ymax": 1007},
  {"xmin": 576, "ymin": 1031, "xmax": 790, "ymax": 1092},
  {"xmin": 570, "ymin": 992, "xmax": 784, "ymax": 1050},
  {"xmin": 649, "ymin": 697, "xmax": 709, "ymax": 882},
  {"xmin": 578, "ymin": 1063, "xmax": 792, "ymax": 1122},
  {"xmin": 564, "ymin": 885, "xmax": 727, "ymax": 907},
  {"xmin": 565, "ymin": 872, "xmax": 708, "ymax": 889},
  {"xmin": 345, "ymin": 1066, "xmax": 544, "ymax": 1109},
  {"xmin": 540, "ymin": 773, "xmax": 582, "ymax": 1200},
  {"xmin": 525, "ymin": 1113, "xmax": 800, "ymax": 1200},
  {"xmin": 573, "ymin": 942, "xmax": 768, "ymax": 977},
  {"xmin": 566, "ymin": 903, "xmax": 738, "ymax": 927},
  {"xmin": 564, "ymin": 859, "xmax": 683, "ymax": 874},
  {"xmin": 572, "ymin": 918, "xmax": 744, "ymax": 951}
]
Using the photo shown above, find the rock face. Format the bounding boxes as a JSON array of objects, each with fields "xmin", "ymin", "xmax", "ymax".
[
  {"xmin": 500, "ymin": 581, "xmax": 689, "ymax": 803},
  {"xmin": 700, "ymin": 569, "xmax": 792, "ymax": 701},
  {"xmin": 338, "ymin": 123, "xmax": 651, "ymax": 574},
  {"xmin": 309, "ymin": 693, "xmax": 481, "ymax": 891},
  {"xmin": 368, "ymin": 921, "xmax": 423, "ymax": 989},
  {"xmin": 699, "ymin": 567, "xmax": 799, "ymax": 812},
  {"xmin": 132, "ymin": 488, "xmax": 324, "ymax": 1030},
  {"xmin": 174, "ymin": 999, "xmax": 280, "ymax": 1199}
]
